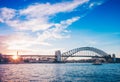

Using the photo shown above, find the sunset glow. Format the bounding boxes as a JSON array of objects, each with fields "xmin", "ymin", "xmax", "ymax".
[{"xmin": 12, "ymin": 55, "xmax": 18, "ymax": 60}]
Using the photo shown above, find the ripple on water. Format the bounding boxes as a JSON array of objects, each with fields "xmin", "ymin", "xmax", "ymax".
[{"xmin": 0, "ymin": 63, "xmax": 120, "ymax": 82}]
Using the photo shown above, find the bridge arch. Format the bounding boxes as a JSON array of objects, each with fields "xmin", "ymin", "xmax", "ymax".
[{"xmin": 62, "ymin": 47, "xmax": 109, "ymax": 61}]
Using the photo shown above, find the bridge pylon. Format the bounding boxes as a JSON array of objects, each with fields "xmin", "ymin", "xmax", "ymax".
[{"xmin": 55, "ymin": 50, "xmax": 62, "ymax": 62}]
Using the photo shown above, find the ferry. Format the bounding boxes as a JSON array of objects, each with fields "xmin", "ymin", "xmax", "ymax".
[{"xmin": 92, "ymin": 60, "xmax": 102, "ymax": 65}]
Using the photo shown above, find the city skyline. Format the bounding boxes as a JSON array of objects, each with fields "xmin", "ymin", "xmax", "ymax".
[{"xmin": 0, "ymin": 0, "xmax": 120, "ymax": 57}]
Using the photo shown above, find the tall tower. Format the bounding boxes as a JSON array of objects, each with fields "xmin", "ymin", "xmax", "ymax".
[
  {"xmin": 55, "ymin": 50, "xmax": 62, "ymax": 62},
  {"xmin": 112, "ymin": 54, "xmax": 116, "ymax": 63},
  {"xmin": 17, "ymin": 51, "xmax": 18, "ymax": 56}
]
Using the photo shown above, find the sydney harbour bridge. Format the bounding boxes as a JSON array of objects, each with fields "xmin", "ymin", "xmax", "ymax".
[
  {"xmin": 1, "ymin": 47, "xmax": 116, "ymax": 63},
  {"xmin": 55, "ymin": 47, "xmax": 115, "ymax": 62}
]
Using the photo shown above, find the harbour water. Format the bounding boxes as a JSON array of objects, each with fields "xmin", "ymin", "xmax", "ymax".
[{"xmin": 0, "ymin": 63, "xmax": 120, "ymax": 82}]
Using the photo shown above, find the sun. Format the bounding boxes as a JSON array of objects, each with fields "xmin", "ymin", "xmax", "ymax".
[{"xmin": 12, "ymin": 55, "xmax": 18, "ymax": 60}]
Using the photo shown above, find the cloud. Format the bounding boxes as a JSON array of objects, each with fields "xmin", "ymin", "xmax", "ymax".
[
  {"xmin": 0, "ymin": 35, "xmax": 9, "ymax": 54},
  {"xmin": 0, "ymin": 18, "xmax": 4, "ymax": 23},
  {"xmin": 20, "ymin": 0, "xmax": 88, "ymax": 17},
  {"xmin": 0, "ymin": 8, "xmax": 16, "ymax": 22},
  {"xmin": 0, "ymin": 17, "xmax": 79, "ymax": 54},
  {"xmin": 0, "ymin": 0, "xmax": 84, "ymax": 51},
  {"xmin": 37, "ymin": 17, "xmax": 80, "ymax": 41},
  {"xmin": 2, "ymin": 17, "xmax": 79, "ymax": 52},
  {"xmin": 89, "ymin": 2, "xmax": 103, "ymax": 8},
  {"xmin": 0, "ymin": 0, "xmax": 88, "ymax": 31},
  {"xmin": 0, "ymin": 0, "xmax": 107, "ymax": 54}
]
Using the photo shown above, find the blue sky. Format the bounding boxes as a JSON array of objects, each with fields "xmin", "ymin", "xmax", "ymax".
[{"xmin": 0, "ymin": 0, "xmax": 120, "ymax": 57}]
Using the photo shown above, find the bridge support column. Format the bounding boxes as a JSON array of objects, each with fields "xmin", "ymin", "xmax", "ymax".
[
  {"xmin": 112, "ymin": 54, "xmax": 116, "ymax": 63},
  {"xmin": 55, "ymin": 50, "xmax": 62, "ymax": 62}
]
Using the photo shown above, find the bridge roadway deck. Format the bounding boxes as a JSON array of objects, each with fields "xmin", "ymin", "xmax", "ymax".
[
  {"xmin": 2, "ymin": 55, "xmax": 104, "ymax": 58},
  {"xmin": 2, "ymin": 55, "xmax": 55, "ymax": 57}
]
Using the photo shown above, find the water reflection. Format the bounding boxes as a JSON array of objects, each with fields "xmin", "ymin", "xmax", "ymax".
[{"xmin": 0, "ymin": 63, "xmax": 120, "ymax": 82}]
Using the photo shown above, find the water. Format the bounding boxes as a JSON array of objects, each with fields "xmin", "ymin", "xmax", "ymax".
[{"xmin": 0, "ymin": 63, "xmax": 120, "ymax": 82}]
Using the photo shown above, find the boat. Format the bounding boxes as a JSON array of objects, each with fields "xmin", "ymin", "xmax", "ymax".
[{"xmin": 92, "ymin": 60, "xmax": 102, "ymax": 65}]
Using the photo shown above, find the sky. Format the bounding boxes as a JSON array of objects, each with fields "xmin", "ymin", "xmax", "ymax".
[{"xmin": 0, "ymin": 0, "xmax": 120, "ymax": 57}]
